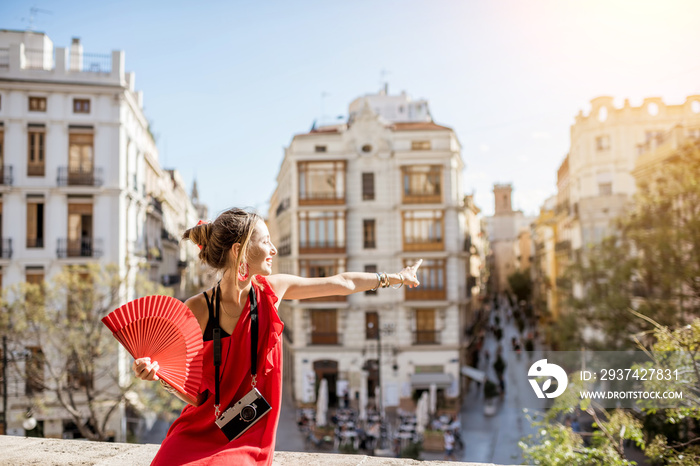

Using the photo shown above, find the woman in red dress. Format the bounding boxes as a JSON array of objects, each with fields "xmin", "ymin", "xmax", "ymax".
[{"xmin": 133, "ymin": 208, "xmax": 422, "ymax": 465}]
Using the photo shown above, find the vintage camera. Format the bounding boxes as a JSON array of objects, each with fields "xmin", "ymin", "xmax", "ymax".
[{"xmin": 215, "ymin": 387, "xmax": 271, "ymax": 441}]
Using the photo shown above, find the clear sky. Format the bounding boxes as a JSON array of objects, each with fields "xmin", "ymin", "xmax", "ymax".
[{"xmin": 3, "ymin": 0, "xmax": 700, "ymax": 218}]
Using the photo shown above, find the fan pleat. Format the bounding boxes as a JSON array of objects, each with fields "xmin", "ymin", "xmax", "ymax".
[{"xmin": 102, "ymin": 295, "xmax": 203, "ymax": 404}]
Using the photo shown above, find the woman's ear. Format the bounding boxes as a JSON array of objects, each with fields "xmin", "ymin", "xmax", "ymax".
[{"xmin": 229, "ymin": 243, "xmax": 241, "ymax": 262}]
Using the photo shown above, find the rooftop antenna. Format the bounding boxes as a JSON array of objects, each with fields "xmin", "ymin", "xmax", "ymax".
[
  {"xmin": 22, "ymin": 6, "xmax": 53, "ymax": 31},
  {"xmin": 380, "ymin": 69, "xmax": 390, "ymax": 94}
]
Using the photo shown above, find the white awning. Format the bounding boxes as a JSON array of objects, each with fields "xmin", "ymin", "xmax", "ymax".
[
  {"xmin": 410, "ymin": 373, "xmax": 453, "ymax": 389},
  {"xmin": 461, "ymin": 366, "xmax": 486, "ymax": 383}
]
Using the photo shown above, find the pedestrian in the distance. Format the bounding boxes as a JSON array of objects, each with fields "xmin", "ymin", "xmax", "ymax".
[{"xmin": 444, "ymin": 429, "xmax": 456, "ymax": 460}]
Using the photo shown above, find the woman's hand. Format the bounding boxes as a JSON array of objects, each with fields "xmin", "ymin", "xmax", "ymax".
[
  {"xmin": 400, "ymin": 259, "xmax": 423, "ymax": 288},
  {"xmin": 133, "ymin": 357, "xmax": 160, "ymax": 381}
]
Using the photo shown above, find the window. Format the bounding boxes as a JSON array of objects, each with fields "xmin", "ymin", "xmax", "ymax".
[
  {"xmin": 366, "ymin": 312, "xmax": 379, "ymax": 340},
  {"xmin": 598, "ymin": 182, "xmax": 612, "ymax": 196},
  {"xmin": 27, "ymin": 201, "xmax": 45, "ymax": 248},
  {"xmin": 411, "ymin": 140, "xmax": 431, "ymax": 150},
  {"xmin": 0, "ymin": 128, "xmax": 4, "ymax": 184},
  {"xmin": 314, "ymin": 145, "xmax": 327, "ymax": 153},
  {"xmin": 68, "ymin": 131, "xmax": 94, "ymax": 184},
  {"xmin": 298, "ymin": 211, "xmax": 345, "ymax": 252},
  {"xmin": 402, "ymin": 165, "xmax": 441, "ymax": 203},
  {"xmin": 298, "ymin": 161, "xmax": 345, "ymax": 204},
  {"xmin": 310, "ymin": 310, "xmax": 338, "ymax": 345},
  {"xmin": 28, "ymin": 128, "xmax": 45, "ymax": 176},
  {"xmin": 73, "ymin": 99, "xmax": 90, "ymax": 114},
  {"xmin": 28, "ymin": 97, "xmax": 47, "ymax": 112},
  {"xmin": 362, "ymin": 172, "xmax": 375, "ymax": 200},
  {"xmin": 299, "ymin": 259, "xmax": 343, "ymax": 278},
  {"xmin": 414, "ymin": 309, "xmax": 438, "ymax": 344},
  {"xmin": 363, "ymin": 219, "xmax": 376, "ymax": 249},
  {"xmin": 595, "ymin": 135, "xmax": 610, "ymax": 151},
  {"xmin": 67, "ymin": 203, "xmax": 93, "ymax": 257},
  {"xmin": 402, "ymin": 210, "xmax": 444, "ymax": 251},
  {"xmin": 365, "ymin": 264, "xmax": 377, "ymax": 295},
  {"xmin": 25, "ymin": 346, "xmax": 45, "ymax": 395}
]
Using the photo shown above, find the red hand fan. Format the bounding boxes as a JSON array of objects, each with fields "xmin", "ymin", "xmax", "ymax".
[{"xmin": 102, "ymin": 295, "xmax": 204, "ymax": 405}]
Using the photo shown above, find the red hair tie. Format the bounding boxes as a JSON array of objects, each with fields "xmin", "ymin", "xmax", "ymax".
[{"xmin": 196, "ymin": 220, "xmax": 209, "ymax": 250}]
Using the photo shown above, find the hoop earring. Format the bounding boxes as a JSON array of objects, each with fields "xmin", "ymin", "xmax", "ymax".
[{"xmin": 237, "ymin": 262, "xmax": 249, "ymax": 281}]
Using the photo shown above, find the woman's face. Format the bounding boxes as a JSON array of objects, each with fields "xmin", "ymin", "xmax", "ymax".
[{"xmin": 246, "ymin": 220, "xmax": 277, "ymax": 276}]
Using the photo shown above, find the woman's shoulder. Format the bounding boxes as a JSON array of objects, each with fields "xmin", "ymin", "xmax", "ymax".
[
  {"xmin": 185, "ymin": 292, "xmax": 209, "ymax": 333},
  {"xmin": 254, "ymin": 275, "xmax": 280, "ymax": 306}
]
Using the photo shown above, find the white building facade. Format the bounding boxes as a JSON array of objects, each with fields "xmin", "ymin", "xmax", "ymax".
[
  {"xmin": 268, "ymin": 89, "xmax": 476, "ymax": 412},
  {"xmin": 0, "ymin": 30, "xmax": 203, "ymax": 439}
]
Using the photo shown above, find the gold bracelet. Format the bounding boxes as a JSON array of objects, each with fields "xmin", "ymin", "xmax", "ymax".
[
  {"xmin": 381, "ymin": 272, "xmax": 390, "ymax": 288},
  {"xmin": 392, "ymin": 273, "xmax": 404, "ymax": 289}
]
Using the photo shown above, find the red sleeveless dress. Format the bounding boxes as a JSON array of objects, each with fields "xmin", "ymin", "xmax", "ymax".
[{"xmin": 151, "ymin": 276, "xmax": 284, "ymax": 466}]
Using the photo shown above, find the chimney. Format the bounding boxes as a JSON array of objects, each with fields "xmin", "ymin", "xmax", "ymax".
[{"xmin": 70, "ymin": 37, "xmax": 83, "ymax": 71}]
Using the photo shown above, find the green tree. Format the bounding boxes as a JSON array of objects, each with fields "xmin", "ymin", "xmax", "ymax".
[
  {"xmin": 521, "ymin": 316, "xmax": 700, "ymax": 465},
  {"xmin": 560, "ymin": 139, "xmax": 700, "ymax": 349},
  {"xmin": 507, "ymin": 268, "xmax": 532, "ymax": 303},
  {"xmin": 1, "ymin": 264, "xmax": 172, "ymax": 441}
]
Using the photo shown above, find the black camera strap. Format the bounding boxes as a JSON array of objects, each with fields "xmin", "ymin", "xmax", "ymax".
[{"xmin": 207, "ymin": 282, "xmax": 258, "ymax": 419}]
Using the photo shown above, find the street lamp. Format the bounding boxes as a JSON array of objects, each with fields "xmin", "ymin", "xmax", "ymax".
[{"xmin": 366, "ymin": 319, "xmax": 395, "ymax": 419}]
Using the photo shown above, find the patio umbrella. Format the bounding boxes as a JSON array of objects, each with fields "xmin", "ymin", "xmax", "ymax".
[
  {"xmin": 375, "ymin": 386, "xmax": 385, "ymax": 419},
  {"xmin": 429, "ymin": 383, "xmax": 437, "ymax": 416},
  {"xmin": 416, "ymin": 391, "xmax": 429, "ymax": 434},
  {"xmin": 316, "ymin": 378, "xmax": 329, "ymax": 427},
  {"xmin": 359, "ymin": 385, "xmax": 367, "ymax": 421}
]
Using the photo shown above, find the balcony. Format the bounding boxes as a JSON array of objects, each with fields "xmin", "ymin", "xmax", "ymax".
[
  {"xmin": 56, "ymin": 238, "xmax": 103, "ymax": 258},
  {"xmin": 57, "ymin": 167, "xmax": 104, "ymax": 187},
  {"xmin": 161, "ymin": 228, "xmax": 179, "ymax": 245},
  {"xmin": 0, "ymin": 166, "xmax": 13, "ymax": 185},
  {"xmin": 405, "ymin": 287, "xmax": 446, "ymax": 301},
  {"xmin": 403, "ymin": 237, "xmax": 443, "ymax": 252},
  {"xmin": 310, "ymin": 332, "xmax": 340, "ymax": 345},
  {"xmin": 298, "ymin": 191, "xmax": 345, "ymax": 206},
  {"xmin": 402, "ymin": 191, "xmax": 442, "ymax": 204},
  {"xmin": 27, "ymin": 164, "xmax": 45, "ymax": 177},
  {"xmin": 26, "ymin": 237, "xmax": 44, "ymax": 248},
  {"xmin": 413, "ymin": 330, "xmax": 441, "ymax": 345},
  {"xmin": 299, "ymin": 241, "xmax": 345, "ymax": 255},
  {"xmin": 149, "ymin": 197, "xmax": 163, "ymax": 215},
  {"xmin": 0, "ymin": 238, "xmax": 12, "ymax": 258}
]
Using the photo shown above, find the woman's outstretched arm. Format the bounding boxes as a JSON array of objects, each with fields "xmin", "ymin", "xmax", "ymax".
[{"xmin": 267, "ymin": 260, "xmax": 422, "ymax": 301}]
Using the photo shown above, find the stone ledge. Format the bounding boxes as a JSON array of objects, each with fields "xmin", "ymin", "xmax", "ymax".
[{"xmin": 0, "ymin": 436, "xmax": 511, "ymax": 465}]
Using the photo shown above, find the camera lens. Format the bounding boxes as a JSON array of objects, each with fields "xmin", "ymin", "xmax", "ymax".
[{"xmin": 241, "ymin": 405, "xmax": 256, "ymax": 422}]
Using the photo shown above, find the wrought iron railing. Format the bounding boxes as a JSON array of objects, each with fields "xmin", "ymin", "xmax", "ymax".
[
  {"xmin": 27, "ymin": 237, "xmax": 44, "ymax": 248},
  {"xmin": 0, "ymin": 238, "xmax": 12, "ymax": 259},
  {"xmin": 56, "ymin": 238, "xmax": 103, "ymax": 258},
  {"xmin": 57, "ymin": 167, "xmax": 103, "ymax": 187},
  {"xmin": 0, "ymin": 48, "xmax": 8, "ymax": 68},
  {"xmin": 413, "ymin": 330, "xmax": 441, "ymax": 345},
  {"xmin": 0, "ymin": 166, "xmax": 13, "ymax": 185},
  {"xmin": 310, "ymin": 332, "xmax": 340, "ymax": 345},
  {"xmin": 80, "ymin": 53, "xmax": 111, "ymax": 73}
]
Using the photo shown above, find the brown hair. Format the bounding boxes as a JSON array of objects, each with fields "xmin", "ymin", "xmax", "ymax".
[{"xmin": 182, "ymin": 208, "xmax": 262, "ymax": 294}]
